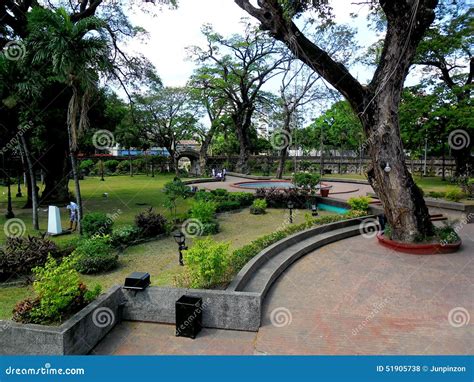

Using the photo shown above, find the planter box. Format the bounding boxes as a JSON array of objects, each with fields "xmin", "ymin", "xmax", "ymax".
[
  {"xmin": 0, "ymin": 286, "xmax": 122, "ymax": 355},
  {"xmin": 377, "ymin": 233, "xmax": 462, "ymax": 255}
]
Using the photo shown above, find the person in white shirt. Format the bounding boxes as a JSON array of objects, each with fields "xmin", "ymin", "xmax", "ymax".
[{"xmin": 66, "ymin": 201, "xmax": 79, "ymax": 231}]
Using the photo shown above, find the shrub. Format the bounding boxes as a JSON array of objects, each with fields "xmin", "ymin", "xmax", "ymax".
[
  {"xmin": 210, "ymin": 189, "xmax": 229, "ymax": 198},
  {"xmin": 116, "ymin": 160, "xmax": 130, "ymax": 174},
  {"xmin": 181, "ymin": 238, "xmax": 230, "ymax": 288},
  {"xmin": 132, "ymin": 158, "xmax": 146, "ymax": 173},
  {"xmin": 73, "ymin": 235, "xmax": 118, "ymax": 274},
  {"xmin": 255, "ymin": 188, "xmax": 310, "ymax": 208},
  {"xmin": 347, "ymin": 196, "xmax": 371, "ymax": 212},
  {"xmin": 12, "ymin": 255, "xmax": 101, "ymax": 324},
  {"xmin": 228, "ymin": 192, "xmax": 254, "ymax": 207},
  {"xmin": 103, "ymin": 160, "xmax": 120, "ymax": 173},
  {"xmin": 110, "ymin": 225, "xmax": 141, "ymax": 248},
  {"xmin": 436, "ymin": 224, "xmax": 460, "ymax": 244},
  {"xmin": 293, "ymin": 172, "xmax": 321, "ymax": 190},
  {"xmin": 445, "ymin": 188, "xmax": 465, "ymax": 202},
  {"xmin": 250, "ymin": 199, "xmax": 267, "ymax": 215},
  {"xmin": 163, "ymin": 179, "xmax": 192, "ymax": 221},
  {"xmin": 135, "ymin": 208, "xmax": 168, "ymax": 238},
  {"xmin": 196, "ymin": 190, "xmax": 254, "ymax": 212},
  {"xmin": 427, "ymin": 191, "xmax": 446, "ymax": 199},
  {"xmin": 79, "ymin": 159, "xmax": 94, "ymax": 175},
  {"xmin": 190, "ymin": 201, "xmax": 219, "ymax": 235},
  {"xmin": 82, "ymin": 212, "xmax": 114, "ymax": 237},
  {"xmin": 0, "ymin": 236, "xmax": 59, "ymax": 281}
]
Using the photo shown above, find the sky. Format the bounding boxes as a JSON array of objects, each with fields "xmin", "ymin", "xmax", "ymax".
[{"xmin": 125, "ymin": 0, "xmax": 379, "ymax": 91}]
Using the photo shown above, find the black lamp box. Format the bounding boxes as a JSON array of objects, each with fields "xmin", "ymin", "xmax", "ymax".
[
  {"xmin": 175, "ymin": 295, "xmax": 202, "ymax": 339},
  {"xmin": 124, "ymin": 272, "xmax": 150, "ymax": 290}
]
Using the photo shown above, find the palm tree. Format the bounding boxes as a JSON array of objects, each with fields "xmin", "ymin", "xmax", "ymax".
[{"xmin": 27, "ymin": 7, "xmax": 112, "ymax": 234}]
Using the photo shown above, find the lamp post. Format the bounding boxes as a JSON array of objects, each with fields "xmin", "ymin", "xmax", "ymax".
[
  {"xmin": 311, "ymin": 203, "xmax": 318, "ymax": 217},
  {"xmin": 16, "ymin": 173, "xmax": 22, "ymax": 198},
  {"xmin": 173, "ymin": 231, "xmax": 187, "ymax": 266},
  {"xmin": 287, "ymin": 201, "xmax": 294, "ymax": 224}
]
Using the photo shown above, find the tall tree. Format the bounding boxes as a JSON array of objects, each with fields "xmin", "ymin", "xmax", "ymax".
[
  {"xmin": 189, "ymin": 24, "xmax": 287, "ymax": 173},
  {"xmin": 234, "ymin": 0, "xmax": 439, "ymax": 242}
]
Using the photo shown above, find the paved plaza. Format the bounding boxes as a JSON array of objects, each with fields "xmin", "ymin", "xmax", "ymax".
[{"xmin": 93, "ymin": 224, "xmax": 473, "ymax": 355}]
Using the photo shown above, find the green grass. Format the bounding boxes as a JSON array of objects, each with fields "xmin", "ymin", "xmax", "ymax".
[
  {"xmin": 0, "ymin": 208, "xmax": 330, "ymax": 319},
  {"xmin": 0, "ymin": 175, "xmax": 192, "ymax": 244}
]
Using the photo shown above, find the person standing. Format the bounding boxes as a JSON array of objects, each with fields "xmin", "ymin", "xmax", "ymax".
[{"xmin": 66, "ymin": 201, "xmax": 79, "ymax": 232}]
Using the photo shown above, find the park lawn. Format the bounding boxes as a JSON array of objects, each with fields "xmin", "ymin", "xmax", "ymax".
[
  {"xmin": 0, "ymin": 174, "xmax": 193, "ymax": 244},
  {"xmin": 0, "ymin": 208, "xmax": 331, "ymax": 320}
]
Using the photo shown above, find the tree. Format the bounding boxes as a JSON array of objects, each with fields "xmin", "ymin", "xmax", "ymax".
[
  {"xmin": 234, "ymin": 0, "xmax": 439, "ymax": 242},
  {"xmin": 136, "ymin": 87, "xmax": 200, "ymax": 176},
  {"xmin": 27, "ymin": 7, "xmax": 113, "ymax": 234},
  {"xmin": 189, "ymin": 24, "xmax": 287, "ymax": 173}
]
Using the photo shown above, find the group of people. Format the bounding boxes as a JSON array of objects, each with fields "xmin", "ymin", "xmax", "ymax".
[{"xmin": 211, "ymin": 168, "xmax": 227, "ymax": 181}]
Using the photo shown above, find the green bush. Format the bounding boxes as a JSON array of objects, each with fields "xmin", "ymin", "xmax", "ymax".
[
  {"xmin": 196, "ymin": 190, "xmax": 254, "ymax": 212},
  {"xmin": 104, "ymin": 160, "xmax": 120, "ymax": 173},
  {"xmin": 427, "ymin": 191, "xmax": 446, "ymax": 199},
  {"xmin": 182, "ymin": 238, "xmax": 230, "ymax": 288},
  {"xmin": 445, "ymin": 188, "xmax": 465, "ymax": 202},
  {"xmin": 190, "ymin": 201, "xmax": 219, "ymax": 235},
  {"xmin": 347, "ymin": 196, "xmax": 371, "ymax": 212},
  {"xmin": 79, "ymin": 159, "xmax": 94, "ymax": 175},
  {"xmin": 0, "ymin": 236, "xmax": 59, "ymax": 281},
  {"xmin": 134, "ymin": 208, "xmax": 168, "ymax": 238},
  {"xmin": 82, "ymin": 212, "xmax": 114, "ymax": 237},
  {"xmin": 132, "ymin": 158, "xmax": 146, "ymax": 173},
  {"xmin": 110, "ymin": 225, "xmax": 141, "ymax": 248},
  {"xmin": 293, "ymin": 172, "xmax": 321, "ymax": 190},
  {"xmin": 250, "ymin": 199, "xmax": 267, "ymax": 215},
  {"xmin": 12, "ymin": 255, "xmax": 101, "ymax": 324},
  {"xmin": 73, "ymin": 235, "xmax": 118, "ymax": 274}
]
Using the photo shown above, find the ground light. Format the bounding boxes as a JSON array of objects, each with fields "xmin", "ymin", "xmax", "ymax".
[
  {"xmin": 287, "ymin": 201, "xmax": 294, "ymax": 224},
  {"xmin": 173, "ymin": 231, "xmax": 187, "ymax": 266}
]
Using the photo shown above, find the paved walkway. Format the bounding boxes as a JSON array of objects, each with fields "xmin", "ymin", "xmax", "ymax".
[{"xmin": 93, "ymin": 225, "xmax": 473, "ymax": 355}]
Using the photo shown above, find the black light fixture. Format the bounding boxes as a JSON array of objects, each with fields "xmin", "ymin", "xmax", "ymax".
[
  {"xmin": 380, "ymin": 161, "xmax": 391, "ymax": 173},
  {"xmin": 173, "ymin": 231, "xmax": 187, "ymax": 266},
  {"xmin": 124, "ymin": 272, "xmax": 151, "ymax": 290},
  {"xmin": 311, "ymin": 204, "xmax": 318, "ymax": 217},
  {"xmin": 287, "ymin": 201, "xmax": 294, "ymax": 224}
]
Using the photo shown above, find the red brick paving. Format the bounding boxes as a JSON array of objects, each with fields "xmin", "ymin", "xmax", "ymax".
[{"xmin": 93, "ymin": 225, "xmax": 473, "ymax": 355}]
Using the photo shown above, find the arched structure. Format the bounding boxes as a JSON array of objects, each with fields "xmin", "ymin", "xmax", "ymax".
[{"xmin": 176, "ymin": 149, "xmax": 201, "ymax": 176}]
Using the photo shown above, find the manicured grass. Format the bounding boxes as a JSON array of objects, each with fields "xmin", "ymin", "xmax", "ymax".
[
  {"xmin": 0, "ymin": 175, "xmax": 192, "ymax": 244},
  {"xmin": 0, "ymin": 203, "xmax": 334, "ymax": 320}
]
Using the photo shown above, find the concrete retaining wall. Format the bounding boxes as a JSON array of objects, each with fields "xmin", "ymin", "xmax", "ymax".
[
  {"xmin": 0, "ymin": 286, "xmax": 122, "ymax": 355},
  {"xmin": 121, "ymin": 287, "xmax": 261, "ymax": 332}
]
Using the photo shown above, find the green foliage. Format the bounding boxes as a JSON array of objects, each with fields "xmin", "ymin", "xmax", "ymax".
[
  {"xmin": 110, "ymin": 225, "xmax": 141, "ymax": 248},
  {"xmin": 427, "ymin": 191, "xmax": 446, "ymax": 199},
  {"xmin": 250, "ymin": 199, "xmax": 267, "ymax": 215},
  {"xmin": 82, "ymin": 212, "xmax": 114, "ymax": 237},
  {"xmin": 195, "ymin": 190, "xmax": 254, "ymax": 212},
  {"xmin": 436, "ymin": 224, "xmax": 461, "ymax": 244},
  {"xmin": 163, "ymin": 178, "xmax": 192, "ymax": 220},
  {"xmin": 181, "ymin": 238, "xmax": 230, "ymax": 288},
  {"xmin": 103, "ymin": 160, "xmax": 120, "ymax": 173},
  {"xmin": 116, "ymin": 160, "xmax": 130, "ymax": 174},
  {"xmin": 347, "ymin": 196, "xmax": 371, "ymax": 212},
  {"xmin": 0, "ymin": 236, "xmax": 59, "ymax": 281},
  {"xmin": 190, "ymin": 201, "xmax": 219, "ymax": 235},
  {"xmin": 134, "ymin": 208, "xmax": 168, "ymax": 238},
  {"xmin": 12, "ymin": 255, "xmax": 101, "ymax": 324},
  {"xmin": 73, "ymin": 235, "xmax": 118, "ymax": 274},
  {"xmin": 293, "ymin": 172, "xmax": 321, "ymax": 190},
  {"xmin": 445, "ymin": 188, "xmax": 465, "ymax": 202},
  {"xmin": 79, "ymin": 159, "xmax": 95, "ymax": 175}
]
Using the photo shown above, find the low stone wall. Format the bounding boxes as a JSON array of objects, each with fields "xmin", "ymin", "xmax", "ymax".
[
  {"xmin": 0, "ymin": 286, "xmax": 122, "ymax": 355},
  {"xmin": 121, "ymin": 287, "xmax": 261, "ymax": 332}
]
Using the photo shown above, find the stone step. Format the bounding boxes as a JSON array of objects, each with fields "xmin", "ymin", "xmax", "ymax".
[{"xmin": 239, "ymin": 225, "xmax": 362, "ymax": 296}]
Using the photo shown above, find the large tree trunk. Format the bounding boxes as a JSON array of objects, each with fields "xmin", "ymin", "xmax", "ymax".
[
  {"xmin": 199, "ymin": 125, "xmax": 217, "ymax": 176},
  {"xmin": 20, "ymin": 136, "xmax": 39, "ymax": 230},
  {"xmin": 234, "ymin": 109, "xmax": 253, "ymax": 174},
  {"xmin": 363, "ymin": 98, "xmax": 434, "ymax": 242}
]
